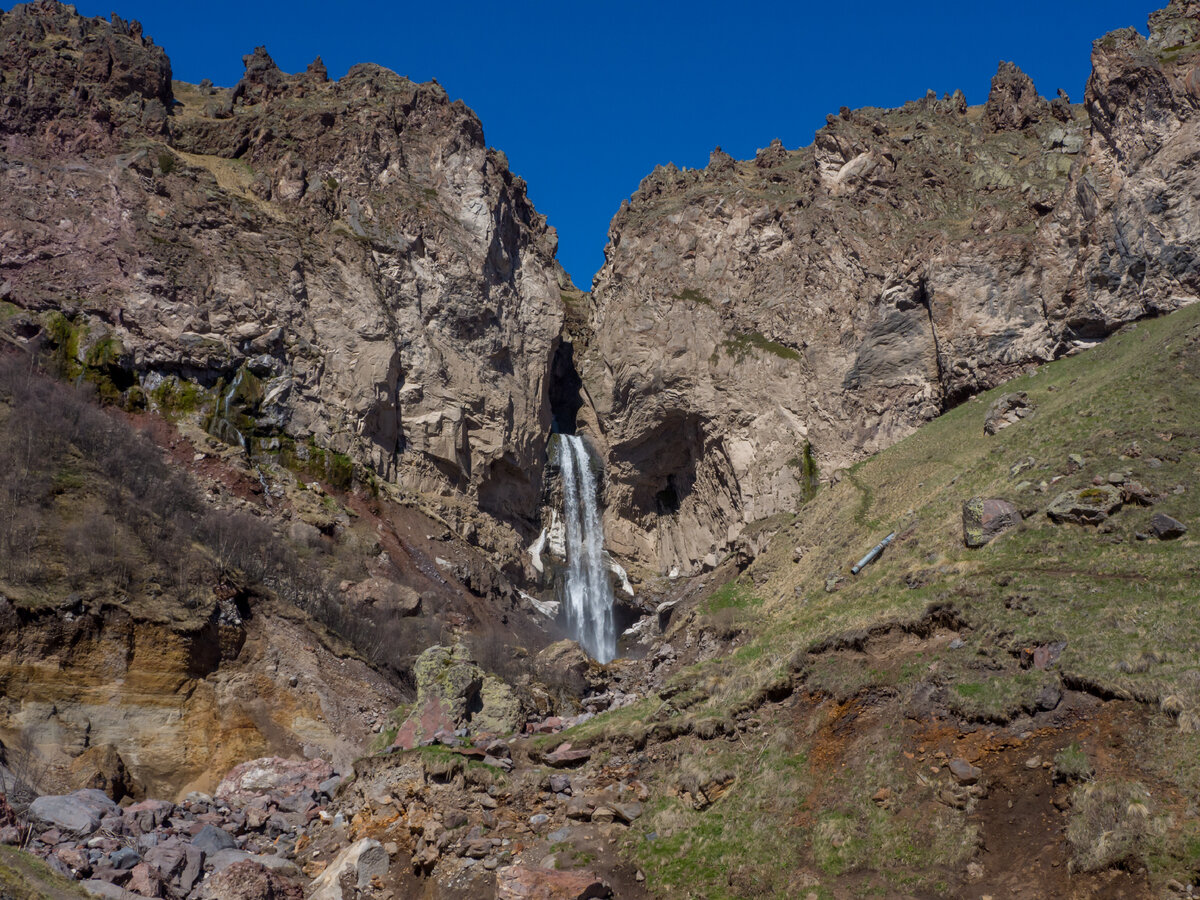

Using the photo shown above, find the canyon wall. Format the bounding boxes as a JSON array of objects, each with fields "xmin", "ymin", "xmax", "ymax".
[
  {"xmin": 0, "ymin": 0, "xmax": 564, "ymax": 543},
  {"xmin": 586, "ymin": 1, "xmax": 1200, "ymax": 572},
  {"xmin": 3, "ymin": 0, "xmax": 1199, "ymax": 579}
]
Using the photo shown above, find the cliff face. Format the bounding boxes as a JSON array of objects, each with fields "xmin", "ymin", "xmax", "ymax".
[
  {"xmin": 3, "ymin": 0, "xmax": 1199, "ymax": 580},
  {"xmin": 0, "ymin": 0, "xmax": 564, "ymax": 540},
  {"xmin": 587, "ymin": 1, "xmax": 1200, "ymax": 573}
]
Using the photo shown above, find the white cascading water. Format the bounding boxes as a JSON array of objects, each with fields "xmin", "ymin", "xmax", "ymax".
[{"xmin": 558, "ymin": 434, "xmax": 616, "ymax": 663}]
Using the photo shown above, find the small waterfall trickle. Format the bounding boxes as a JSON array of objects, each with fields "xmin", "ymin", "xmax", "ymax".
[{"xmin": 559, "ymin": 434, "xmax": 616, "ymax": 663}]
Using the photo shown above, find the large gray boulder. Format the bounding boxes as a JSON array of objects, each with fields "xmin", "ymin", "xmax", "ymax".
[
  {"xmin": 29, "ymin": 789, "xmax": 118, "ymax": 835},
  {"xmin": 1047, "ymin": 485, "xmax": 1122, "ymax": 525}
]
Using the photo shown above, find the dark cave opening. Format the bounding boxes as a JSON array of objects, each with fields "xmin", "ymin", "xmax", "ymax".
[
  {"xmin": 548, "ymin": 340, "xmax": 584, "ymax": 435},
  {"xmin": 655, "ymin": 474, "xmax": 682, "ymax": 514}
]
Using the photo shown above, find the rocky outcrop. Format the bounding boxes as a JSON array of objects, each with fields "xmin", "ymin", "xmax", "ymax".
[
  {"xmin": 586, "ymin": 1, "xmax": 1200, "ymax": 573},
  {"xmin": 0, "ymin": 1, "xmax": 564, "ymax": 552},
  {"xmin": 0, "ymin": 596, "xmax": 401, "ymax": 799},
  {"xmin": 390, "ymin": 644, "xmax": 523, "ymax": 749},
  {"xmin": 983, "ymin": 61, "xmax": 1050, "ymax": 132}
]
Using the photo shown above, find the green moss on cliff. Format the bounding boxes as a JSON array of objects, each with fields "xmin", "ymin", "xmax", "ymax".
[{"xmin": 721, "ymin": 331, "xmax": 802, "ymax": 363}]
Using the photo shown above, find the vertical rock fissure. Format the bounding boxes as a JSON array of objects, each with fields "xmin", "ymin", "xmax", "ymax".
[
  {"xmin": 548, "ymin": 340, "xmax": 585, "ymax": 435},
  {"xmin": 558, "ymin": 435, "xmax": 616, "ymax": 663}
]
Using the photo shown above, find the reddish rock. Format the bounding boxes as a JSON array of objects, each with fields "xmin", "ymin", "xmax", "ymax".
[
  {"xmin": 495, "ymin": 865, "xmax": 612, "ymax": 900},
  {"xmin": 215, "ymin": 757, "xmax": 335, "ymax": 805},
  {"xmin": 54, "ymin": 845, "xmax": 91, "ymax": 876},
  {"xmin": 127, "ymin": 861, "xmax": 165, "ymax": 897},
  {"xmin": 198, "ymin": 859, "xmax": 304, "ymax": 900},
  {"xmin": 390, "ymin": 695, "xmax": 456, "ymax": 751},
  {"xmin": 544, "ymin": 742, "xmax": 592, "ymax": 768},
  {"xmin": 124, "ymin": 799, "xmax": 175, "ymax": 833}
]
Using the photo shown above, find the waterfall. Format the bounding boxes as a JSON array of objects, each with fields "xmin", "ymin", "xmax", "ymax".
[{"xmin": 559, "ymin": 434, "xmax": 616, "ymax": 663}]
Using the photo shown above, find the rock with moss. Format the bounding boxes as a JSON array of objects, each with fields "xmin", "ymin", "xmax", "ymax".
[
  {"xmin": 962, "ymin": 497, "xmax": 1021, "ymax": 548},
  {"xmin": 391, "ymin": 645, "xmax": 523, "ymax": 750},
  {"xmin": 1046, "ymin": 485, "xmax": 1123, "ymax": 525}
]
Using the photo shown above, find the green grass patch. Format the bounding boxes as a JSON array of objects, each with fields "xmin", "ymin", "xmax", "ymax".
[
  {"xmin": 721, "ymin": 331, "xmax": 802, "ymax": 363},
  {"xmin": 702, "ymin": 577, "xmax": 763, "ymax": 614},
  {"xmin": 673, "ymin": 287, "xmax": 713, "ymax": 306}
]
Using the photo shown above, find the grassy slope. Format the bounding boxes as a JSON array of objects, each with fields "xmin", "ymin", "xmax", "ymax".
[
  {"xmin": 0, "ymin": 845, "xmax": 90, "ymax": 899},
  {"xmin": 568, "ymin": 303, "xmax": 1200, "ymax": 897}
]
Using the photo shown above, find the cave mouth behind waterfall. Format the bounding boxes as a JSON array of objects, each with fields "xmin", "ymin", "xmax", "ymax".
[{"xmin": 549, "ymin": 340, "xmax": 584, "ymax": 435}]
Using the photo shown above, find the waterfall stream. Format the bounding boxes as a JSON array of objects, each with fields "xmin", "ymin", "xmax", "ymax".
[{"xmin": 559, "ymin": 434, "xmax": 616, "ymax": 663}]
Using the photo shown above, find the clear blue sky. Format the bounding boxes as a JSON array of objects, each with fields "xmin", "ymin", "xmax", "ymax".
[{"xmin": 53, "ymin": 1, "xmax": 1160, "ymax": 286}]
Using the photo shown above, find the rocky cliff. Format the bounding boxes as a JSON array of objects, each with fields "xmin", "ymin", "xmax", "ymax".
[
  {"xmin": 586, "ymin": 1, "xmax": 1200, "ymax": 573},
  {"xmin": 0, "ymin": 0, "xmax": 564, "ymax": 550}
]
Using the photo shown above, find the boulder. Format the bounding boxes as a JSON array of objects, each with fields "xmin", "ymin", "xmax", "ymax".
[
  {"xmin": 948, "ymin": 758, "xmax": 983, "ymax": 786},
  {"xmin": 611, "ymin": 801, "xmax": 643, "ymax": 823},
  {"xmin": 123, "ymin": 799, "xmax": 174, "ymax": 833},
  {"xmin": 215, "ymin": 757, "xmax": 335, "ymax": 805},
  {"xmin": 1046, "ymin": 485, "xmax": 1122, "ymax": 525},
  {"xmin": 391, "ymin": 645, "xmax": 522, "ymax": 750},
  {"xmin": 347, "ymin": 577, "xmax": 421, "ymax": 617},
  {"xmin": 1150, "ymin": 513, "xmax": 1187, "ymax": 540},
  {"xmin": 109, "ymin": 847, "xmax": 141, "ymax": 870},
  {"xmin": 126, "ymin": 862, "xmax": 165, "ymax": 898},
  {"xmin": 534, "ymin": 640, "xmax": 593, "ymax": 692},
  {"xmin": 983, "ymin": 391, "xmax": 1033, "ymax": 434},
  {"xmin": 192, "ymin": 823, "xmax": 238, "ymax": 854},
  {"xmin": 308, "ymin": 838, "xmax": 389, "ymax": 899},
  {"xmin": 495, "ymin": 865, "xmax": 612, "ymax": 899},
  {"xmin": 29, "ymin": 789, "xmax": 118, "ymax": 836},
  {"xmin": 544, "ymin": 743, "xmax": 592, "ymax": 768},
  {"xmin": 199, "ymin": 859, "xmax": 304, "ymax": 900},
  {"xmin": 144, "ymin": 841, "xmax": 205, "ymax": 895},
  {"xmin": 962, "ymin": 497, "xmax": 1021, "ymax": 547}
]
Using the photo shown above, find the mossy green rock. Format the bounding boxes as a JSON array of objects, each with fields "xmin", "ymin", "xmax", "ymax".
[
  {"xmin": 473, "ymin": 675, "xmax": 523, "ymax": 735},
  {"xmin": 962, "ymin": 497, "xmax": 1021, "ymax": 548},
  {"xmin": 392, "ymin": 645, "xmax": 523, "ymax": 748},
  {"xmin": 1046, "ymin": 484, "xmax": 1122, "ymax": 525},
  {"xmin": 412, "ymin": 644, "xmax": 483, "ymax": 724}
]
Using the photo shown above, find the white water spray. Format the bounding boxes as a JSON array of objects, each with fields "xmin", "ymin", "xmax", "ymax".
[{"xmin": 559, "ymin": 434, "xmax": 616, "ymax": 663}]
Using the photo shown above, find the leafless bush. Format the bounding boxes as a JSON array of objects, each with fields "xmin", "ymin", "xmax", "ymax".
[
  {"xmin": 467, "ymin": 629, "xmax": 525, "ymax": 684},
  {"xmin": 198, "ymin": 509, "xmax": 283, "ymax": 582},
  {"xmin": 1, "ymin": 731, "xmax": 50, "ymax": 807}
]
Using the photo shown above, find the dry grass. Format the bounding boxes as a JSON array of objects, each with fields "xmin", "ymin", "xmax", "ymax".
[{"xmin": 1067, "ymin": 780, "xmax": 1167, "ymax": 872}]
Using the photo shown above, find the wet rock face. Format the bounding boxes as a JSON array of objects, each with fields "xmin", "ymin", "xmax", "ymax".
[
  {"xmin": 589, "ymin": 3, "xmax": 1200, "ymax": 574},
  {"xmin": 0, "ymin": 0, "xmax": 563, "ymax": 547}
]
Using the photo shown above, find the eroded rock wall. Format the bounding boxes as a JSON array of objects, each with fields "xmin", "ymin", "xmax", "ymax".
[
  {"xmin": 588, "ymin": 1, "xmax": 1200, "ymax": 573},
  {"xmin": 0, "ymin": 1, "xmax": 564, "ymax": 538}
]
